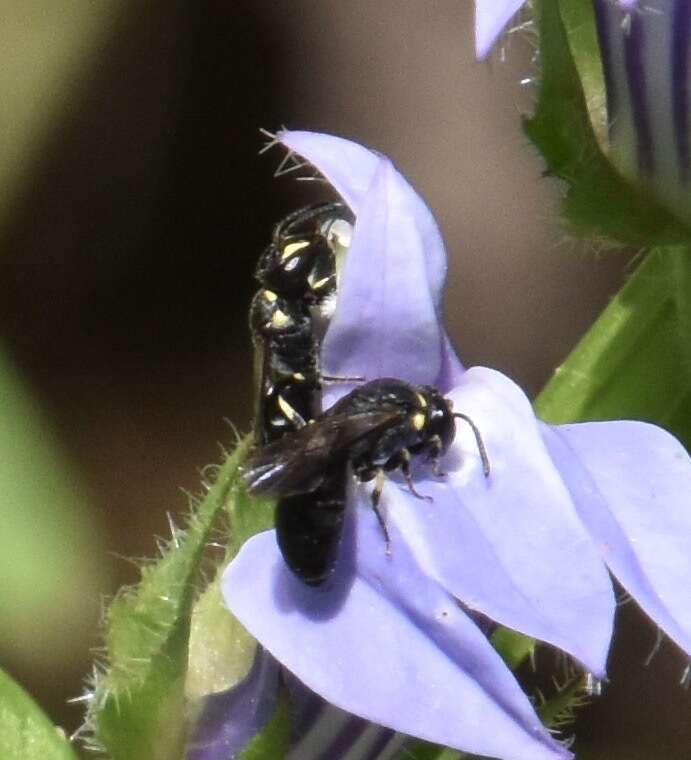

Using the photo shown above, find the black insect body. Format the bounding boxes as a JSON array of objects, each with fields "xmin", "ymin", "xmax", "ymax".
[
  {"xmin": 273, "ymin": 463, "xmax": 349, "ymax": 587},
  {"xmin": 250, "ymin": 289, "xmax": 321, "ymax": 444},
  {"xmin": 248, "ymin": 203, "xmax": 355, "ymax": 584},
  {"xmin": 244, "ymin": 378, "xmax": 490, "ymax": 583},
  {"xmin": 250, "ymin": 202, "xmax": 354, "ymax": 445},
  {"xmin": 255, "ymin": 201, "xmax": 354, "ymax": 306}
]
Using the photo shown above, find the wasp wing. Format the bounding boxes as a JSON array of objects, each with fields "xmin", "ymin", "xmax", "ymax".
[{"xmin": 242, "ymin": 408, "xmax": 404, "ymax": 497}]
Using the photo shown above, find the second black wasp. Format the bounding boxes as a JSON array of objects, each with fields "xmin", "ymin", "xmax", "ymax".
[
  {"xmin": 243, "ymin": 377, "xmax": 490, "ymax": 584},
  {"xmin": 250, "ymin": 201, "xmax": 354, "ymax": 445}
]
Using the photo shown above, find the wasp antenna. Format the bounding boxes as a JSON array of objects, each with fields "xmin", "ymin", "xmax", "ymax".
[{"xmin": 453, "ymin": 413, "xmax": 491, "ymax": 477}]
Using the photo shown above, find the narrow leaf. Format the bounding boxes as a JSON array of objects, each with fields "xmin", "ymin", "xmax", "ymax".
[
  {"xmin": 87, "ymin": 438, "xmax": 251, "ymax": 760},
  {"xmin": 0, "ymin": 668, "xmax": 78, "ymax": 760},
  {"xmin": 186, "ymin": 481, "xmax": 274, "ymax": 699},
  {"xmin": 0, "ymin": 345, "xmax": 106, "ymax": 671},
  {"xmin": 236, "ymin": 690, "xmax": 291, "ymax": 760}
]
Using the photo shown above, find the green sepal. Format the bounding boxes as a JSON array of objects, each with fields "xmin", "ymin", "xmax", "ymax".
[
  {"xmin": 0, "ymin": 668, "xmax": 78, "ymax": 760},
  {"xmin": 87, "ymin": 438, "xmax": 252, "ymax": 760},
  {"xmin": 184, "ymin": 448, "xmax": 276, "ymax": 749},
  {"xmin": 186, "ymin": 476, "xmax": 274, "ymax": 698},
  {"xmin": 236, "ymin": 687, "xmax": 291, "ymax": 760},
  {"xmin": 537, "ymin": 675, "xmax": 588, "ymax": 730},
  {"xmin": 536, "ymin": 247, "xmax": 691, "ymax": 446},
  {"xmin": 404, "ymin": 741, "xmax": 465, "ymax": 760},
  {"xmin": 491, "ymin": 626, "xmax": 536, "ymax": 670},
  {"xmin": 525, "ymin": 0, "xmax": 691, "ymax": 246},
  {"xmin": 227, "ymin": 478, "xmax": 276, "ymax": 559}
]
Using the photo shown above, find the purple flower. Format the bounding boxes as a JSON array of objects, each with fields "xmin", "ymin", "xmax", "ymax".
[
  {"xmin": 477, "ymin": 0, "xmax": 691, "ymax": 222},
  {"xmin": 218, "ymin": 131, "xmax": 691, "ymax": 760},
  {"xmin": 593, "ymin": 0, "xmax": 691, "ymax": 219}
]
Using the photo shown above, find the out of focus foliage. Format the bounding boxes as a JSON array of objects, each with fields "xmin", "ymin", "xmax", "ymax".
[{"xmin": 0, "ymin": 345, "xmax": 107, "ymax": 673}]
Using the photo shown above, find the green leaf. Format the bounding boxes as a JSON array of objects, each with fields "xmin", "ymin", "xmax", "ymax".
[
  {"xmin": 186, "ymin": 480, "xmax": 274, "ymax": 699},
  {"xmin": 525, "ymin": 0, "xmax": 691, "ymax": 246},
  {"xmin": 88, "ymin": 438, "xmax": 252, "ymax": 760},
  {"xmin": 0, "ymin": 667, "xmax": 78, "ymax": 760},
  {"xmin": 557, "ymin": 0, "xmax": 606, "ymax": 141},
  {"xmin": 236, "ymin": 689, "xmax": 291, "ymax": 760},
  {"xmin": 491, "ymin": 627, "xmax": 536, "ymax": 671},
  {"xmin": 404, "ymin": 741, "xmax": 465, "ymax": 760},
  {"xmin": 536, "ymin": 247, "xmax": 691, "ymax": 447},
  {"xmin": 186, "ymin": 578, "xmax": 257, "ymax": 701},
  {"xmin": 0, "ymin": 2, "xmax": 127, "ymax": 228},
  {"xmin": 537, "ymin": 675, "xmax": 587, "ymax": 730},
  {"xmin": 0, "ymin": 344, "xmax": 107, "ymax": 673},
  {"xmin": 227, "ymin": 482, "xmax": 276, "ymax": 559}
]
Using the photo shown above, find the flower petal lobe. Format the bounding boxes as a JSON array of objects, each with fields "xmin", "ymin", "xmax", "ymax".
[
  {"xmin": 382, "ymin": 367, "xmax": 615, "ymax": 676},
  {"xmin": 544, "ymin": 421, "xmax": 691, "ymax": 658},
  {"xmin": 278, "ymin": 130, "xmax": 448, "ymax": 402},
  {"xmin": 223, "ymin": 510, "xmax": 571, "ymax": 760}
]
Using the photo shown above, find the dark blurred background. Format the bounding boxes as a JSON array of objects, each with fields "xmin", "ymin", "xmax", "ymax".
[{"xmin": 0, "ymin": 1, "xmax": 688, "ymax": 758}]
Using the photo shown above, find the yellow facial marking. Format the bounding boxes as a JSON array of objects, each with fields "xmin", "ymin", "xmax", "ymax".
[
  {"xmin": 308, "ymin": 274, "xmax": 331, "ymax": 291},
  {"xmin": 412, "ymin": 412, "xmax": 426, "ymax": 431},
  {"xmin": 263, "ymin": 290, "xmax": 278, "ymax": 302},
  {"xmin": 415, "ymin": 392, "xmax": 428, "ymax": 409},
  {"xmin": 271, "ymin": 309, "xmax": 291, "ymax": 328},
  {"xmin": 280, "ymin": 240, "xmax": 310, "ymax": 261},
  {"xmin": 292, "ymin": 372, "xmax": 306, "ymax": 381}
]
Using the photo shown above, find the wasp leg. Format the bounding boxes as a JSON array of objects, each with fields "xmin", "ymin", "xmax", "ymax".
[
  {"xmin": 427, "ymin": 434, "xmax": 447, "ymax": 478},
  {"xmin": 400, "ymin": 449, "xmax": 433, "ymax": 502},
  {"xmin": 370, "ymin": 469, "xmax": 391, "ymax": 556}
]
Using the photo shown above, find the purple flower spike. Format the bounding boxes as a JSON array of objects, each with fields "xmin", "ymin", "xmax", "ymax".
[{"xmin": 221, "ymin": 130, "xmax": 691, "ymax": 759}]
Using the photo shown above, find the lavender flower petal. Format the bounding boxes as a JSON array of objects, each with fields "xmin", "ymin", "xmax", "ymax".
[
  {"xmin": 223, "ymin": 509, "xmax": 571, "ymax": 760},
  {"xmin": 436, "ymin": 330, "xmax": 466, "ymax": 389},
  {"xmin": 373, "ymin": 366, "xmax": 615, "ymax": 677},
  {"xmin": 474, "ymin": 0, "xmax": 526, "ymax": 60},
  {"xmin": 542, "ymin": 421, "xmax": 691, "ymax": 658},
  {"xmin": 278, "ymin": 131, "xmax": 447, "ymax": 404}
]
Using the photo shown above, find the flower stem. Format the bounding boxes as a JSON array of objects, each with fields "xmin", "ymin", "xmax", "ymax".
[{"xmin": 535, "ymin": 247, "xmax": 691, "ymax": 446}]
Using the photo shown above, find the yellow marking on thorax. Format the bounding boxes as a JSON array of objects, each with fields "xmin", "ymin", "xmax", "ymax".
[
  {"xmin": 280, "ymin": 240, "xmax": 310, "ymax": 260},
  {"xmin": 292, "ymin": 372, "xmax": 306, "ymax": 381},
  {"xmin": 263, "ymin": 289, "xmax": 278, "ymax": 302},
  {"xmin": 271, "ymin": 309, "xmax": 292, "ymax": 328},
  {"xmin": 415, "ymin": 392, "xmax": 428, "ymax": 408},
  {"xmin": 412, "ymin": 412, "xmax": 426, "ymax": 431}
]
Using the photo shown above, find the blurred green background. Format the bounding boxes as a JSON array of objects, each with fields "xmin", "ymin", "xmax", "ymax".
[{"xmin": 0, "ymin": 1, "xmax": 688, "ymax": 757}]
